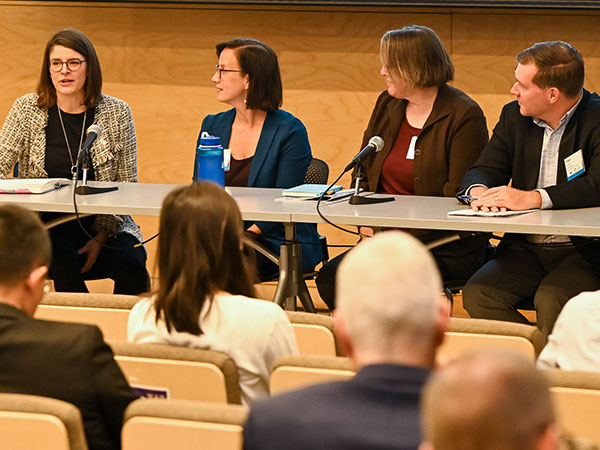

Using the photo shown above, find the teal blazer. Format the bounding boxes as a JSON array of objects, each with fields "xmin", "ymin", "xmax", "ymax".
[{"xmin": 198, "ymin": 108, "xmax": 323, "ymax": 271}]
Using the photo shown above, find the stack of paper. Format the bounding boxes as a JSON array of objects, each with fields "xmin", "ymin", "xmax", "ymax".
[
  {"xmin": 0, "ymin": 178, "xmax": 70, "ymax": 194},
  {"xmin": 282, "ymin": 184, "xmax": 343, "ymax": 198}
]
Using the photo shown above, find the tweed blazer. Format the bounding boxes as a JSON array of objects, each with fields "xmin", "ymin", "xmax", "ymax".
[{"xmin": 0, "ymin": 93, "xmax": 143, "ymax": 242}]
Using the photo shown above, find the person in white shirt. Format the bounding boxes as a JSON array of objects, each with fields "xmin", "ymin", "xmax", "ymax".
[
  {"xmin": 537, "ymin": 290, "xmax": 600, "ymax": 371},
  {"xmin": 127, "ymin": 182, "xmax": 298, "ymax": 405}
]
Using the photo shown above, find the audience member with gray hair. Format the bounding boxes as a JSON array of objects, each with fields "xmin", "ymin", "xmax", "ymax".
[{"xmin": 243, "ymin": 231, "xmax": 449, "ymax": 450}]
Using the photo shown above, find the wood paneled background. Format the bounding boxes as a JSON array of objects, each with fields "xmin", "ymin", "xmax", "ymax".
[{"xmin": 1, "ymin": 1, "xmax": 599, "ymax": 284}]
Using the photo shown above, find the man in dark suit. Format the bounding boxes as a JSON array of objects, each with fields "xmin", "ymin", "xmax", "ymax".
[
  {"xmin": 459, "ymin": 41, "xmax": 600, "ymax": 338},
  {"xmin": 243, "ymin": 231, "xmax": 449, "ymax": 450},
  {"xmin": 0, "ymin": 204, "xmax": 138, "ymax": 450}
]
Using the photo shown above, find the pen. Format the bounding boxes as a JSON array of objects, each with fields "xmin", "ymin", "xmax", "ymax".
[{"xmin": 457, "ymin": 195, "xmax": 480, "ymax": 202}]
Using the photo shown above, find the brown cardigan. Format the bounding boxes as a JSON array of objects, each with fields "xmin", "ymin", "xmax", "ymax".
[
  {"xmin": 354, "ymin": 85, "xmax": 489, "ymax": 247},
  {"xmin": 355, "ymin": 84, "xmax": 488, "ymax": 197}
]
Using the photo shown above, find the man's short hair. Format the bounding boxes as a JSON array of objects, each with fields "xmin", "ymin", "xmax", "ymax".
[
  {"xmin": 421, "ymin": 350, "xmax": 556, "ymax": 450},
  {"xmin": 517, "ymin": 41, "xmax": 584, "ymax": 98},
  {"xmin": 336, "ymin": 231, "xmax": 442, "ymax": 354},
  {"xmin": 0, "ymin": 205, "xmax": 51, "ymax": 285}
]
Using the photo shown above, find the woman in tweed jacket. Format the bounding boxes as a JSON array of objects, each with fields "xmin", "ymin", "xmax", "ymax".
[{"xmin": 0, "ymin": 28, "xmax": 149, "ymax": 294}]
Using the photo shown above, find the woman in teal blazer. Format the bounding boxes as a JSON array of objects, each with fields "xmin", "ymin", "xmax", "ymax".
[{"xmin": 198, "ymin": 38, "xmax": 323, "ymax": 280}]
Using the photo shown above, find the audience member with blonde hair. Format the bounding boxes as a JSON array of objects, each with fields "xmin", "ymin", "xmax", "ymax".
[
  {"xmin": 244, "ymin": 231, "xmax": 449, "ymax": 450},
  {"xmin": 421, "ymin": 351, "xmax": 561, "ymax": 450},
  {"xmin": 127, "ymin": 182, "xmax": 298, "ymax": 405}
]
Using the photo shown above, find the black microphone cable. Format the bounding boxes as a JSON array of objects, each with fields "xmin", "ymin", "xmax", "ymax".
[{"xmin": 71, "ymin": 157, "xmax": 159, "ymax": 251}]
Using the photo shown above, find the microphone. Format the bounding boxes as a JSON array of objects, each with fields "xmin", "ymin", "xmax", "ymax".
[
  {"xmin": 81, "ymin": 124, "xmax": 102, "ymax": 153},
  {"xmin": 344, "ymin": 136, "xmax": 384, "ymax": 172}
]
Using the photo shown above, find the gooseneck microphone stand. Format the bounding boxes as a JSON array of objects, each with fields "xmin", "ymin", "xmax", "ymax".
[
  {"xmin": 348, "ymin": 164, "xmax": 395, "ymax": 205},
  {"xmin": 74, "ymin": 148, "xmax": 118, "ymax": 195}
]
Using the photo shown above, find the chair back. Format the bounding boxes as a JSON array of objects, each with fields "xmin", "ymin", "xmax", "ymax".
[
  {"xmin": 286, "ymin": 311, "xmax": 340, "ymax": 356},
  {"xmin": 544, "ymin": 369, "xmax": 600, "ymax": 445},
  {"xmin": 304, "ymin": 158, "xmax": 329, "ymax": 184},
  {"xmin": 440, "ymin": 318, "xmax": 542, "ymax": 360},
  {"xmin": 0, "ymin": 393, "xmax": 88, "ymax": 450},
  {"xmin": 270, "ymin": 354, "xmax": 354, "ymax": 395},
  {"xmin": 122, "ymin": 398, "xmax": 247, "ymax": 450},
  {"xmin": 36, "ymin": 293, "xmax": 139, "ymax": 341},
  {"xmin": 109, "ymin": 341, "xmax": 242, "ymax": 404}
]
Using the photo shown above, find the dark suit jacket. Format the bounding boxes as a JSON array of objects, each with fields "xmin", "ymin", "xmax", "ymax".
[
  {"xmin": 461, "ymin": 89, "xmax": 600, "ymax": 207},
  {"xmin": 199, "ymin": 108, "xmax": 323, "ymax": 271},
  {"xmin": 460, "ymin": 90, "xmax": 600, "ymax": 271},
  {"xmin": 243, "ymin": 364, "xmax": 430, "ymax": 450},
  {"xmin": 0, "ymin": 304, "xmax": 138, "ymax": 450}
]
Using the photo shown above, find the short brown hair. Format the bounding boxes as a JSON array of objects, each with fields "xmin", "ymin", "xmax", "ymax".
[
  {"xmin": 421, "ymin": 351, "xmax": 555, "ymax": 450},
  {"xmin": 517, "ymin": 41, "xmax": 584, "ymax": 98},
  {"xmin": 37, "ymin": 28, "xmax": 103, "ymax": 109},
  {"xmin": 154, "ymin": 182, "xmax": 256, "ymax": 335},
  {"xmin": 0, "ymin": 205, "xmax": 51, "ymax": 285},
  {"xmin": 380, "ymin": 25, "xmax": 454, "ymax": 89},
  {"xmin": 216, "ymin": 38, "xmax": 282, "ymax": 111}
]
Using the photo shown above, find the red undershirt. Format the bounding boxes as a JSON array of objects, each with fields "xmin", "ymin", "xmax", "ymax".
[{"xmin": 378, "ymin": 118, "xmax": 421, "ymax": 195}]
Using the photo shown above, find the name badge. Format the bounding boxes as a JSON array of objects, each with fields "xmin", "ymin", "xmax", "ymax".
[
  {"xmin": 406, "ymin": 136, "xmax": 418, "ymax": 160},
  {"xmin": 223, "ymin": 148, "xmax": 231, "ymax": 171},
  {"xmin": 565, "ymin": 149, "xmax": 585, "ymax": 181}
]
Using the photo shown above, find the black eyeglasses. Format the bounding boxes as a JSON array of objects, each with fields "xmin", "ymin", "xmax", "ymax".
[
  {"xmin": 49, "ymin": 59, "xmax": 86, "ymax": 72},
  {"xmin": 215, "ymin": 65, "xmax": 244, "ymax": 79}
]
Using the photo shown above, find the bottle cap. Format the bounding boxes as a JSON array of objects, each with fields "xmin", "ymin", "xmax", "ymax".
[{"xmin": 200, "ymin": 134, "xmax": 221, "ymax": 146}]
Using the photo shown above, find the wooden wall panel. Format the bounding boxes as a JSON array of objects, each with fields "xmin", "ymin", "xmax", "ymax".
[{"xmin": 1, "ymin": 2, "xmax": 599, "ymax": 282}]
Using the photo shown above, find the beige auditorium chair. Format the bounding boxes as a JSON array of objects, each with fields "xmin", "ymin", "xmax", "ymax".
[
  {"xmin": 544, "ymin": 369, "xmax": 600, "ymax": 445},
  {"xmin": 109, "ymin": 341, "xmax": 242, "ymax": 404},
  {"xmin": 286, "ymin": 311, "xmax": 341, "ymax": 356},
  {"xmin": 270, "ymin": 354, "xmax": 354, "ymax": 395},
  {"xmin": 35, "ymin": 292, "xmax": 139, "ymax": 341},
  {"xmin": 440, "ymin": 317, "xmax": 544, "ymax": 362},
  {"xmin": 122, "ymin": 398, "xmax": 247, "ymax": 450},
  {"xmin": 0, "ymin": 393, "xmax": 88, "ymax": 450}
]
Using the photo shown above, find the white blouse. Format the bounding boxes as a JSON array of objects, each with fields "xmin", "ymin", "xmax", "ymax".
[{"xmin": 127, "ymin": 294, "xmax": 299, "ymax": 405}]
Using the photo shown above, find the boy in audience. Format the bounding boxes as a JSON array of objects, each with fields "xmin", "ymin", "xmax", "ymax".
[
  {"xmin": 243, "ymin": 231, "xmax": 449, "ymax": 450},
  {"xmin": 0, "ymin": 205, "xmax": 137, "ymax": 450}
]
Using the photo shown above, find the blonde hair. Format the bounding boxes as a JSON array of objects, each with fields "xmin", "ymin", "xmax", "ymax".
[
  {"xmin": 380, "ymin": 25, "xmax": 454, "ymax": 88},
  {"xmin": 421, "ymin": 350, "xmax": 555, "ymax": 450}
]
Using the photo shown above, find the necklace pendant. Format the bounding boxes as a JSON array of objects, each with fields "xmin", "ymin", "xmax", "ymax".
[{"xmin": 71, "ymin": 165, "xmax": 78, "ymax": 180}]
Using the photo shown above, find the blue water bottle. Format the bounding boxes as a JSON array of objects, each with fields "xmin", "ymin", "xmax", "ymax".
[{"xmin": 193, "ymin": 132, "xmax": 225, "ymax": 186}]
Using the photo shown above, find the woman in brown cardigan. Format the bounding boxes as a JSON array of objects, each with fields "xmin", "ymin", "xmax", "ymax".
[{"xmin": 316, "ymin": 25, "xmax": 489, "ymax": 311}]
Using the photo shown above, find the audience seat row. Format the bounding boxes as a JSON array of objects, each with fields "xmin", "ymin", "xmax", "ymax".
[{"xmin": 3, "ymin": 366, "xmax": 600, "ymax": 450}]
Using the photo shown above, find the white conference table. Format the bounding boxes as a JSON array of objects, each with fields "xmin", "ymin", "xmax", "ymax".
[
  {"xmin": 0, "ymin": 181, "xmax": 317, "ymax": 311},
  {"xmin": 3, "ymin": 182, "xmax": 599, "ymax": 311},
  {"xmin": 293, "ymin": 193, "xmax": 600, "ymax": 237},
  {"xmin": 0, "ymin": 181, "xmax": 297, "ymax": 222}
]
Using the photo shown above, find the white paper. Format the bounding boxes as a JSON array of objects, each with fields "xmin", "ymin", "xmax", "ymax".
[{"xmin": 447, "ymin": 208, "xmax": 538, "ymax": 217}]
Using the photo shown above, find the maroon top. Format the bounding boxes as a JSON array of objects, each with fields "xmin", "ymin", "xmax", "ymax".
[
  {"xmin": 225, "ymin": 155, "xmax": 253, "ymax": 187},
  {"xmin": 378, "ymin": 118, "xmax": 421, "ymax": 195}
]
